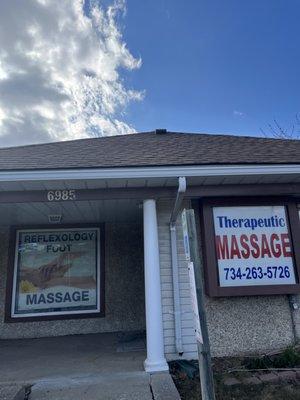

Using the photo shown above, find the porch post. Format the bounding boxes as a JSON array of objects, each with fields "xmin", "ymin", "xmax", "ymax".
[{"xmin": 143, "ymin": 199, "xmax": 168, "ymax": 372}]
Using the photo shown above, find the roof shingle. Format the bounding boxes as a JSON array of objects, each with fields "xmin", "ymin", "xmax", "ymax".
[{"xmin": 0, "ymin": 131, "xmax": 299, "ymax": 171}]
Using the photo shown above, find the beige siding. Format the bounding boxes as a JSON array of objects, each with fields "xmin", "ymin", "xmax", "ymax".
[{"xmin": 157, "ymin": 200, "xmax": 197, "ymax": 361}]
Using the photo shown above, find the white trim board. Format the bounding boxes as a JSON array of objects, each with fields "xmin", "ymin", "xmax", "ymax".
[{"xmin": 0, "ymin": 164, "xmax": 299, "ymax": 182}]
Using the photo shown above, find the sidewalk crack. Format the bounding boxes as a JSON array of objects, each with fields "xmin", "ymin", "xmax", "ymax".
[{"xmin": 149, "ymin": 375, "xmax": 155, "ymax": 400}]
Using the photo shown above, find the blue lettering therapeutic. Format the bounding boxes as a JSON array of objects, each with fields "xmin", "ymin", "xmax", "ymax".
[{"xmin": 217, "ymin": 215, "xmax": 285, "ymax": 231}]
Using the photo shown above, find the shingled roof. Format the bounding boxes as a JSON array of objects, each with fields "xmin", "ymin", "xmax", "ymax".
[{"xmin": 0, "ymin": 131, "xmax": 299, "ymax": 171}]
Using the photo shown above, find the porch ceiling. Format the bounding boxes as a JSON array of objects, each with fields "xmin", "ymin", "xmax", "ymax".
[{"xmin": 0, "ymin": 199, "xmax": 142, "ymax": 225}]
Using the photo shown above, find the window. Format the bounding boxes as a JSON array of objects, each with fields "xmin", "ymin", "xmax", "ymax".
[{"xmin": 6, "ymin": 225, "xmax": 105, "ymax": 321}]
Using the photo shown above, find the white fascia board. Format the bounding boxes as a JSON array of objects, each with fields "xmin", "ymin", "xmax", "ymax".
[{"xmin": 0, "ymin": 164, "xmax": 299, "ymax": 182}]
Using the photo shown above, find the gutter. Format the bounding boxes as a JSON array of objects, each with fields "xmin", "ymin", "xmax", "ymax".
[
  {"xmin": 0, "ymin": 164, "xmax": 299, "ymax": 181},
  {"xmin": 170, "ymin": 177, "xmax": 187, "ymax": 355}
]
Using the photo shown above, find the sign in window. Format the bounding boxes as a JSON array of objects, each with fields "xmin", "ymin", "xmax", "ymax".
[{"xmin": 9, "ymin": 226, "xmax": 102, "ymax": 320}]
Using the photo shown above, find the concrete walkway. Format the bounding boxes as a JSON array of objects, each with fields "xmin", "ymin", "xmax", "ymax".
[
  {"xmin": 29, "ymin": 373, "xmax": 153, "ymax": 400},
  {"xmin": 0, "ymin": 333, "xmax": 180, "ymax": 399}
]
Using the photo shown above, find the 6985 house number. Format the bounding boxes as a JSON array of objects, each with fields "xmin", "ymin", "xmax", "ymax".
[{"xmin": 47, "ymin": 190, "xmax": 76, "ymax": 201}]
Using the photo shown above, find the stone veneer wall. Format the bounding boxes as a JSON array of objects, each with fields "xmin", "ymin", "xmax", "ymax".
[
  {"xmin": 157, "ymin": 199, "xmax": 296, "ymax": 360},
  {"xmin": 0, "ymin": 223, "xmax": 145, "ymax": 339}
]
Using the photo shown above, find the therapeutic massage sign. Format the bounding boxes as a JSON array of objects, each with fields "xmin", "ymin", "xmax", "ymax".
[
  {"xmin": 212, "ymin": 205, "xmax": 296, "ymax": 287},
  {"xmin": 10, "ymin": 227, "xmax": 101, "ymax": 319}
]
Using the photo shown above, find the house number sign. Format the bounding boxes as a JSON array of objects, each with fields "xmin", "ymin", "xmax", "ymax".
[{"xmin": 47, "ymin": 190, "xmax": 76, "ymax": 202}]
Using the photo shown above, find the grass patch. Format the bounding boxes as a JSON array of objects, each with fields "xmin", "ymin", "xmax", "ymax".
[
  {"xmin": 172, "ymin": 370, "xmax": 300, "ymax": 400},
  {"xmin": 170, "ymin": 346, "xmax": 300, "ymax": 400},
  {"xmin": 244, "ymin": 347, "xmax": 300, "ymax": 370}
]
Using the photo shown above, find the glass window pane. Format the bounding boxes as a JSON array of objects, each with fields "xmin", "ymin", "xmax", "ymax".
[{"xmin": 12, "ymin": 227, "xmax": 100, "ymax": 318}]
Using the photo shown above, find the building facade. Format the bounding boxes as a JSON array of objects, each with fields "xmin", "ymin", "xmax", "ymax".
[{"xmin": 0, "ymin": 130, "xmax": 299, "ymax": 372}]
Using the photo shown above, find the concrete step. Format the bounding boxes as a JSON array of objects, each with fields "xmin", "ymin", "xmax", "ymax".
[
  {"xmin": 1, "ymin": 372, "xmax": 181, "ymax": 400},
  {"xmin": 0, "ymin": 384, "xmax": 27, "ymax": 400},
  {"xmin": 150, "ymin": 372, "xmax": 181, "ymax": 400},
  {"xmin": 29, "ymin": 373, "xmax": 153, "ymax": 400}
]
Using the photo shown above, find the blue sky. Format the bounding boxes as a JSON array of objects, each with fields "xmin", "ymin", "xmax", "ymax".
[
  {"xmin": 121, "ymin": 0, "xmax": 300, "ymax": 137},
  {"xmin": 0, "ymin": 0, "xmax": 299, "ymax": 146}
]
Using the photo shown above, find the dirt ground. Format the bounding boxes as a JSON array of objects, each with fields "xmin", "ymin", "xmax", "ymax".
[
  {"xmin": 172, "ymin": 374, "xmax": 300, "ymax": 400},
  {"xmin": 170, "ymin": 351, "xmax": 300, "ymax": 400}
]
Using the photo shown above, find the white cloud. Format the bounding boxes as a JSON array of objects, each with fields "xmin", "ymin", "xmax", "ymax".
[
  {"xmin": 233, "ymin": 110, "xmax": 245, "ymax": 117},
  {"xmin": 0, "ymin": 0, "xmax": 143, "ymax": 146}
]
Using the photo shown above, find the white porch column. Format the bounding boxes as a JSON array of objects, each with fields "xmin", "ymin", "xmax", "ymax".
[{"xmin": 143, "ymin": 199, "xmax": 168, "ymax": 373}]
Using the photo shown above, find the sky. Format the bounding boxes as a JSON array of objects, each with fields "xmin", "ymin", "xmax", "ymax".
[{"xmin": 0, "ymin": 0, "xmax": 299, "ymax": 147}]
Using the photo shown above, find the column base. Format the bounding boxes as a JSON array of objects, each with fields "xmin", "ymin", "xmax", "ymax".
[{"xmin": 144, "ymin": 358, "xmax": 169, "ymax": 373}]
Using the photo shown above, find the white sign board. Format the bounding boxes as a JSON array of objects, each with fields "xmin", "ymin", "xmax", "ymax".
[
  {"xmin": 11, "ymin": 227, "xmax": 101, "ymax": 318},
  {"xmin": 182, "ymin": 209, "xmax": 191, "ymax": 261},
  {"xmin": 188, "ymin": 261, "xmax": 203, "ymax": 343},
  {"xmin": 213, "ymin": 205, "xmax": 296, "ymax": 287}
]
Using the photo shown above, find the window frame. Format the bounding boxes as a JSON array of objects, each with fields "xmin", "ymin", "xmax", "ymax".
[{"xmin": 5, "ymin": 223, "xmax": 105, "ymax": 322}]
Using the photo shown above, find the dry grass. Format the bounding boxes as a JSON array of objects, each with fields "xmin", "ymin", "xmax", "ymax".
[
  {"xmin": 172, "ymin": 373, "xmax": 300, "ymax": 400},
  {"xmin": 170, "ymin": 351, "xmax": 300, "ymax": 400}
]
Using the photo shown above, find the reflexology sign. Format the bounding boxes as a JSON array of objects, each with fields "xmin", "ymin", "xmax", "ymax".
[
  {"xmin": 9, "ymin": 227, "xmax": 101, "ymax": 319},
  {"xmin": 201, "ymin": 199, "xmax": 300, "ymax": 296}
]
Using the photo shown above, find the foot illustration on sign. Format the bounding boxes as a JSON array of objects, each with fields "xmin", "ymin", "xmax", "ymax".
[{"xmin": 20, "ymin": 251, "xmax": 96, "ymax": 291}]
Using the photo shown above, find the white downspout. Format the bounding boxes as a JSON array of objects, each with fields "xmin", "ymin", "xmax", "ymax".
[{"xmin": 170, "ymin": 177, "xmax": 187, "ymax": 355}]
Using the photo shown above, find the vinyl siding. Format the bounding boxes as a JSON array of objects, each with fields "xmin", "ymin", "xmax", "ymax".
[{"xmin": 157, "ymin": 199, "xmax": 197, "ymax": 361}]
